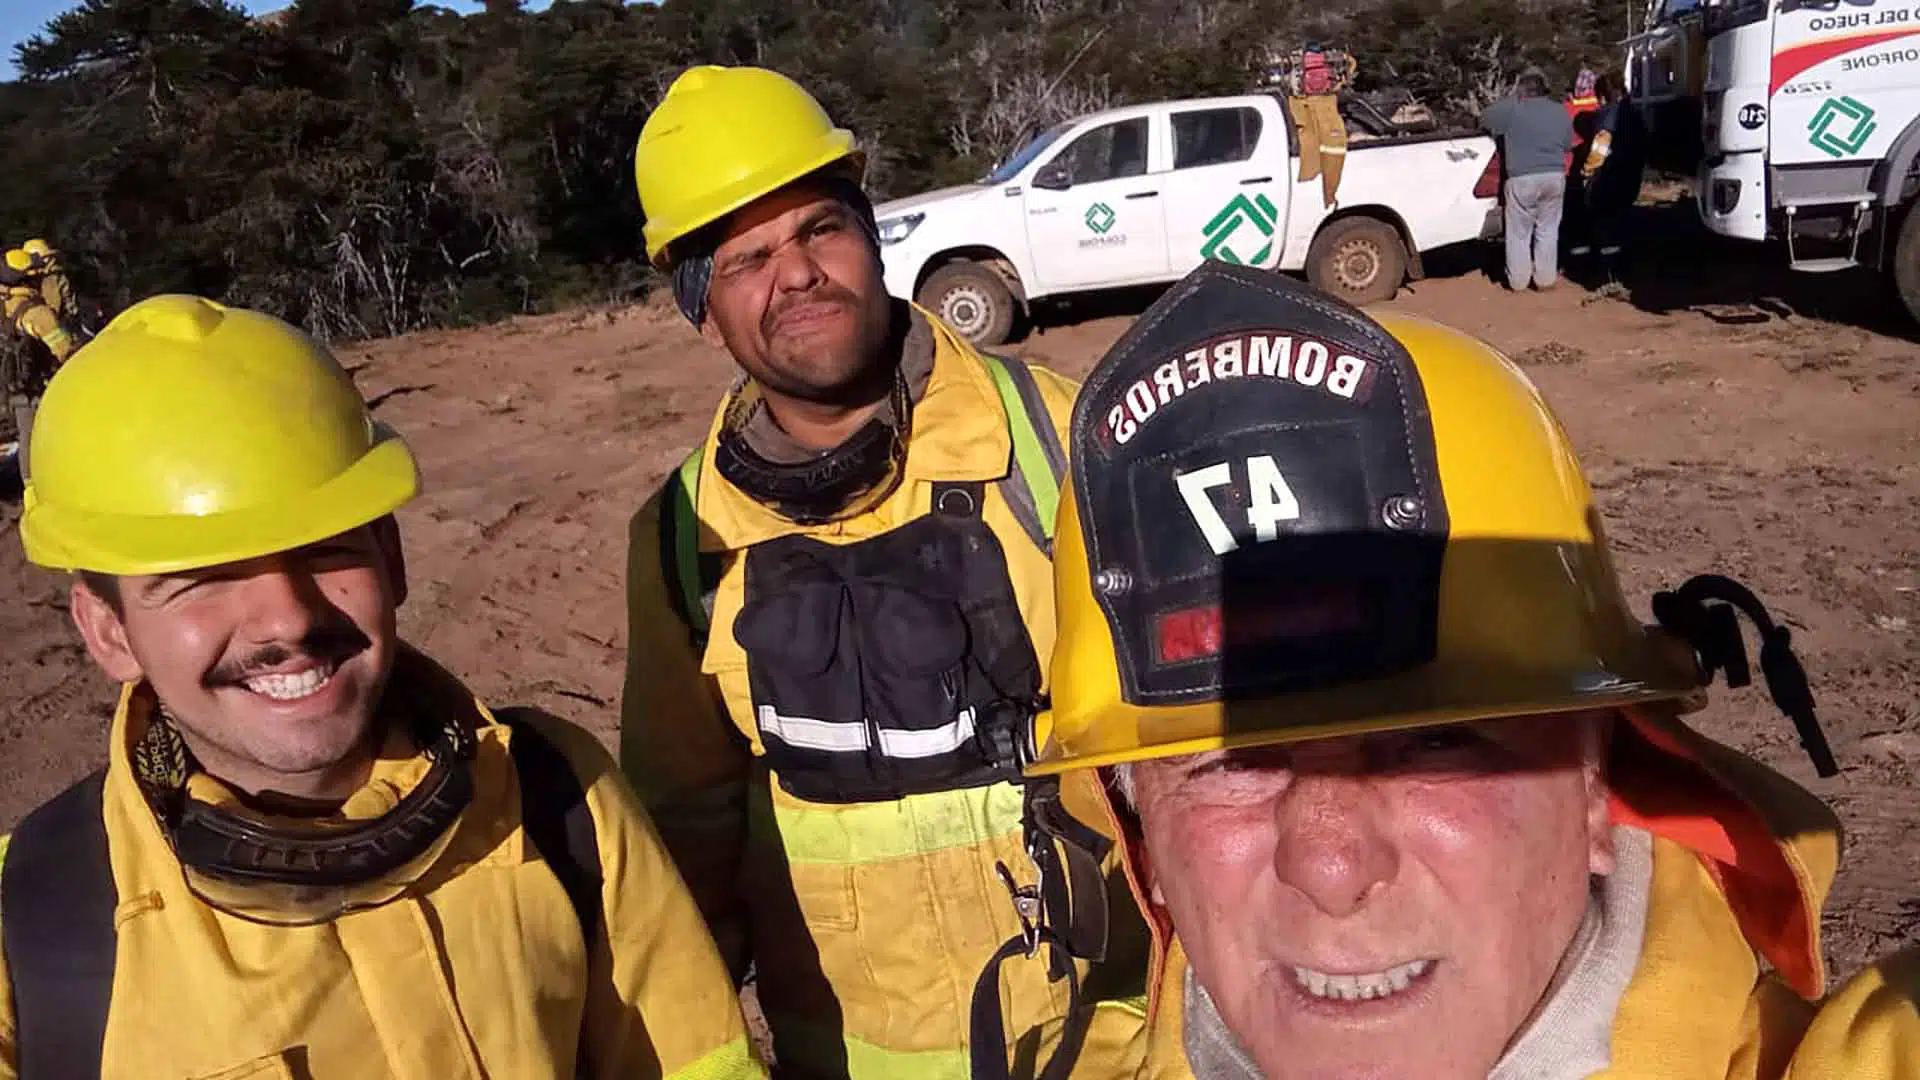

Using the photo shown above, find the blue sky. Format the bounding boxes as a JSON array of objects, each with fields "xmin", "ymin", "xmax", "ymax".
[{"xmin": 4, "ymin": 0, "xmax": 556, "ymax": 78}]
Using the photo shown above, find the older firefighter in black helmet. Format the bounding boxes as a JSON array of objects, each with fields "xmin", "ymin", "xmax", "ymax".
[{"xmin": 1005, "ymin": 261, "xmax": 1920, "ymax": 1079}]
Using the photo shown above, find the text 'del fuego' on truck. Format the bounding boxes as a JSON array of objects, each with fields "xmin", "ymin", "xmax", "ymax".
[{"xmin": 1627, "ymin": 0, "xmax": 1920, "ymax": 326}]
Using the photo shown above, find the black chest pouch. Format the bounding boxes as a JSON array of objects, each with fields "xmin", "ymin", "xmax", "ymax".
[{"xmin": 732, "ymin": 482, "xmax": 1044, "ymax": 804}]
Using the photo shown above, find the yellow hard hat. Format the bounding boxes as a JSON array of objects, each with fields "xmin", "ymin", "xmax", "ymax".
[
  {"xmin": 22, "ymin": 238, "xmax": 54, "ymax": 258},
  {"xmin": 635, "ymin": 65, "xmax": 862, "ymax": 268},
  {"xmin": 4, "ymin": 249, "xmax": 31, "ymax": 273},
  {"xmin": 1031, "ymin": 263, "xmax": 1706, "ymax": 776},
  {"xmin": 20, "ymin": 295, "xmax": 420, "ymax": 576}
]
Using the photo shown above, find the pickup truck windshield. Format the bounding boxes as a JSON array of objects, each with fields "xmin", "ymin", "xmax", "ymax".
[{"xmin": 987, "ymin": 121, "xmax": 1075, "ymax": 184}]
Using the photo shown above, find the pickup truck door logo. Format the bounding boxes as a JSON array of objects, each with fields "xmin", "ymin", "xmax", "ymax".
[
  {"xmin": 1201, "ymin": 193, "xmax": 1280, "ymax": 266},
  {"xmin": 1085, "ymin": 203, "xmax": 1118, "ymax": 234},
  {"xmin": 1808, "ymin": 95, "xmax": 1877, "ymax": 156}
]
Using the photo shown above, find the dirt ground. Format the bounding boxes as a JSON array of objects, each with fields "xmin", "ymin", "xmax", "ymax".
[{"xmin": 2, "ymin": 204, "xmax": 1916, "ymax": 984}]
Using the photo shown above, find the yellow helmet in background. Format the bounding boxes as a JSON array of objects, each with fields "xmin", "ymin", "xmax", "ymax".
[
  {"xmin": 21, "ymin": 238, "xmax": 55, "ymax": 260},
  {"xmin": 1031, "ymin": 262, "xmax": 1707, "ymax": 776},
  {"xmin": 635, "ymin": 64, "xmax": 862, "ymax": 268},
  {"xmin": 21, "ymin": 294, "xmax": 420, "ymax": 576},
  {"xmin": 4, "ymin": 248, "xmax": 31, "ymax": 274}
]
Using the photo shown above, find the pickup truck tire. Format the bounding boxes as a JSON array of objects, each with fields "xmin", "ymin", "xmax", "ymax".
[
  {"xmin": 917, "ymin": 261, "xmax": 1017, "ymax": 347},
  {"xmin": 1305, "ymin": 217, "xmax": 1408, "ymax": 307},
  {"xmin": 1893, "ymin": 201, "xmax": 1920, "ymax": 329}
]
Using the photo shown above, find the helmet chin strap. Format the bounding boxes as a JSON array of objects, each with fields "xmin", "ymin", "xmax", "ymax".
[{"xmin": 1652, "ymin": 574, "xmax": 1839, "ymax": 777}]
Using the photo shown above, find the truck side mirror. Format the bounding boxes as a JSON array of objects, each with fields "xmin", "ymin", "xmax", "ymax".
[{"xmin": 1034, "ymin": 163, "xmax": 1072, "ymax": 191}]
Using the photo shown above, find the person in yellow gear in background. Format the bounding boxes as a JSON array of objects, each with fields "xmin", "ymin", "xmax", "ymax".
[
  {"xmin": 0, "ymin": 295, "xmax": 765, "ymax": 1080},
  {"xmin": 1011, "ymin": 260, "xmax": 1920, "ymax": 1079},
  {"xmin": 20, "ymin": 239, "xmax": 78, "ymax": 328},
  {"xmin": 624, "ymin": 65, "xmax": 1149, "ymax": 1080},
  {"xmin": 1273, "ymin": 33, "xmax": 1356, "ymax": 209},
  {"xmin": 2, "ymin": 248, "xmax": 76, "ymax": 364},
  {"xmin": 0, "ymin": 246, "xmax": 78, "ymax": 482}
]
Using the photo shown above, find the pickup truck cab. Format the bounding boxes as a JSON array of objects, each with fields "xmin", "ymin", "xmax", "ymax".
[{"xmin": 875, "ymin": 91, "xmax": 1503, "ymax": 346}]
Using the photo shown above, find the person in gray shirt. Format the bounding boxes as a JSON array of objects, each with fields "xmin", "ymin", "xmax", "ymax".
[{"xmin": 1482, "ymin": 68, "xmax": 1575, "ymax": 290}]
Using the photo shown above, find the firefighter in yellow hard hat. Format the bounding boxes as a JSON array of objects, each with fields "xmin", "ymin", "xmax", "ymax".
[
  {"xmin": 1002, "ymin": 260, "xmax": 1920, "ymax": 1079},
  {"xmin": 623, "ymin": 65, "xmax": 1149, "ymax": 1079},
  {"xmin": 0, "ymin": 246, "xmax": 76, "ymax": 481},
  {"xmin": 20, "ymin": 239, "xmax": 78, "ymax": 327},
  {"xmin": 2, "ymin": 247, "xmax": 76, "ymax": 364},
  {"xmin": 0, "ymin": 295, "xmax": 765, "ymax": 1079}
]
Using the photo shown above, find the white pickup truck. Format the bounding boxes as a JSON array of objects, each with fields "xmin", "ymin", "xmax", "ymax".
[{"xmin": 875, "ymin": 92, "xmax": 1504, "ymax": 346}]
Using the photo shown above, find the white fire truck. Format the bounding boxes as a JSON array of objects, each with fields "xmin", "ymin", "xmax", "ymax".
[{"xmin": 1626, "ymin": 0, "xmax": 1920, "ymax": 324}]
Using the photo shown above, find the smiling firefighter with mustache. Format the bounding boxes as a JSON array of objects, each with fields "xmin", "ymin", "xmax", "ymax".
[{"xmin": 0, "ymin": 295, "xmax": 764, "ymax": 1080}]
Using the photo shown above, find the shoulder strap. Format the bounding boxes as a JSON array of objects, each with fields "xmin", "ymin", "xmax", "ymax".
[
  {"xmin": 2, "ymin": 770, "xmax": 115, "ymax": 1080},
  {"xmin": 980, "ymin": 353, "xmax": 1068, "ymax": 556},
  {"xmin": 498, "ymin": 712, "xmax": 603, "ymax": 945},
  {"xmin": 659, "ymin": 449, "xmax": 720, "ymax": 650}
]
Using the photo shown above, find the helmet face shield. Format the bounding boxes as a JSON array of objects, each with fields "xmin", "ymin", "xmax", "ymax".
[
  {"xmin": 1035, "ymin": 263, "xmax": 1703, "ymax": 775},
  {"xmin": 129, "ymin": 689, "xmax": 479, "ymax": 927},
  {"xmin": 173, "ymin": 786, "xmax": 469, "ymax": 927}
]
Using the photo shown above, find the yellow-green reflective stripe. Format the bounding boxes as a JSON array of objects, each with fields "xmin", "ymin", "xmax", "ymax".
[
  {"xmin": 0, "ymin": 832, "xmax": 10, "ymax": 875},
  {"xmin": 759, "ymin": 781, "xmax": 1025, "ymax": 866},
  {"xmin": 769, "ymin": 1015, "xmax": 971, "ymax": 1080},
  {"xmin": 663, "ymin": 1034, "xmax": 766, "ymax": 1080},
  {"xmin": 674, "ymin": 449, "xmax": 709, "ymax": 640},
  {"xmin": 981, "ymin": 355, "xmax": 1061, "ymax": 537}
]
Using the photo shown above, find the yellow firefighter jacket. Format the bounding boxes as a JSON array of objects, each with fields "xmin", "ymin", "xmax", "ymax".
[
  {"xmin": 2, "ymin": 286, "xmax": 73, "ymax": 364},
  {"xmin": 0, "ymin": 647, "xmax": 763, "ymax": 1080},
  {"xmin": 621, "ymin": 310, "xmax": 1148, "ymax": 1080},
  {"xmin": 1017, "ymin": 712, "xmax": 1920, "ymax": 1079}
]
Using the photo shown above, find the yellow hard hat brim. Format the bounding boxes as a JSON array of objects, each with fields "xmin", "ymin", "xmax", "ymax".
[
  {"xmin": 22, "ymin": 427, "xmax": 419, "ymax": 576},
  {"xmin": 644, "ymin": 137, "xmax": 863, "ymax": 268},
  {"xmin": 1025, "ymin": 681, "xmax": 1705, "ymax": 777}
]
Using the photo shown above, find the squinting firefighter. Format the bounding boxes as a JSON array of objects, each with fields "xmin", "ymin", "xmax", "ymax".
[
  {"xmin": 0, "ymin": 295, "xmax": 764, "ymax": 1080},
  {"xmin": 1011, "ymin": 260, "xmax": 1920, "ymax": 1078},
  {"xmin": 625, "ymin": 65, "xmax": 1147, "ymax": 1080},
  {"xmin": 1274, "ymin": 34, "xmax": 1356, "ymax": 209}
]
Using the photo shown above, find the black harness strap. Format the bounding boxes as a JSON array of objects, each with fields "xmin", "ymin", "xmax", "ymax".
[
  {"xmin": 500, "ymin": 711, "xmax": 606, "ymax": 1080},
  {"xmin": 1026, "ymin": 782, "xmax": 1112, "ymax": 968},
  {"xmin": 3, "ymin": 769, "xmax": 115, "ymax": 1080},
  {"xmin": 499, "ymin": 711, "xmax": 604, "ymax": 944},
  {"xmin": 1, "ymin": 719, "xmax": 605, "ymax": 1080},
  {"xmin": 969, "ymin": 777, "xmax": 1115, "ymax": 1080},
  {"xmin": 969, "ymin": 927, "xmax": 1091, "ymax": 1080}
]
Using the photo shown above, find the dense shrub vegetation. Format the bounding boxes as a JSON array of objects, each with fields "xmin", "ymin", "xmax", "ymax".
[{"xmin": 0, "ymin": 0, "xmax": 1627, "ymax": 338}]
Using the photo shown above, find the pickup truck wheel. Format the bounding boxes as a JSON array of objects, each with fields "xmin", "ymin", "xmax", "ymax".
[
  {"xmin": 918, "ymin": 261, "xmax": 1017, "ymax": 347},
  {"xmin": 1306, "ymin": 217, "xmax": 1408, "ymax": 306},
  {"xmin": 1893, "ymin": 201, "xmax": 1920, "ymax": 329}
]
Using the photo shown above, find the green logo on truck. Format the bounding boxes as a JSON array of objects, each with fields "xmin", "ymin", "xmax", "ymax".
[
  {"xmin": 1808, "ymin": 96, "xmax": 1877, "ymax": 158},
  {"xmin": 1201, "ymin": 193, "xmax": 1280, "ymax": 266},
  {"xmin": 1085, "ymin": 202, "xmax": 1117, "ymax": 234}
]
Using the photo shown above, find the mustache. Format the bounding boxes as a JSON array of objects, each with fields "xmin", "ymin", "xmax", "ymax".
[
  {"xmin": 204, "ymin": 624, "xmax": 371, "ymax": 688},
  {"xmin": 762, "ymin": 284, "xmax": 860, "ymax": 338}
]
